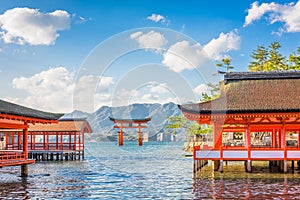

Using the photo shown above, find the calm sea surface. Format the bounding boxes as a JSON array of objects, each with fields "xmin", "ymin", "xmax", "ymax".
[{"xmin": 0, "ymin": 142, "xmax": 300, "ymax": 199}]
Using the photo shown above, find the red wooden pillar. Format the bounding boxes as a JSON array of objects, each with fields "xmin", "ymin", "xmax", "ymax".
[
  {"xmin": 23, "ymin": 122, "xmax": 28, "ymax": 159},
  {"xmin": 272, "ymin": 129, "xmax": 276, "ymax": 148},
  {"xmin": 5, "ymin": 132, "xmax": 8, "ymax": 149},
  {"xmin": 30, "ymin": 131, "xmax": 33, "ymax": 150},
  {"xmin": 118, "ymin": 131, "xmax": 124, "ymax": 146},
  {"xmin": 12, "ymin": 132, "xmax": 15, "ymax": 149},
  {"xmin": 78, "ymin": 131, "xmax": 81, "ymax": 149},
  {"xmin": 278, "ymin": 129, "xmax": 281, "ymax": 148},
  {"xmin": 281, "ymin": 125, "xmax": 286, "ymax": 148},
  {"xmin": 118, "ymin": 123, "xmax": 124, "ymax": 146},
  {"xmin": 245, "ymin": 124, "xmax": 251, "ymax": 148},
  {"xmin": 74, "ymin": 131, "xmax": 77, "ymax": 150},
  {"xmin": 18, "ymin": 132, "xmax": 21, "ymax": 150},
  {"xmin": 298, "ymin": 131, "xmax": 300, "ymax": 147},
  {"xmin": 82, "ymin": 131, "xmax": 84, "ymax": 150},
  {"xmin": 56, "ymin": 131, "xmax": 58, "ymax": 150},
  {"xmin": 213, "ymin": 122, "xmax": 223, "ymax": 149},
  {"xmin": 46, "ymin": 132, "xmax": 49, "ymax": 150},
  {"xmin": 69, "ymin": 133, "xmax": 71, "ymax": 150},
  {"xmin": 60, "ymin": 132, "xmax": 63, "ymax": 150},
  {"xmin": 138, "ymin": 123, "xmax": 143, "ymax": 146},
  {"xmin": 33, "ymin": 132, "xmax": 36, "ymax": 150}
]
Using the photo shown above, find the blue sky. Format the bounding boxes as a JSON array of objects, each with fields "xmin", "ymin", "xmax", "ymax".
[{"xmin": 0, "ymin": 0, "xmax": 299, "ymax": 113}]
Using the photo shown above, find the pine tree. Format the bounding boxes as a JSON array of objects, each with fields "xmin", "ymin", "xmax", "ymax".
[
  {"xmin": 248, "ymin": 45, "xmax": 268, "ymax": 71},
  {"xmin": 216, "ymin": 58, "xmax": 234, "ymax": 74},
  {"xmin": 248, "ymin": 42, "xmax": 289, "ymax": 71},
  {"xmin": 266, "ymin": 42, "xmax": 287, "ymax": 70},
  {"xmin": 289, "ymin": 47, "xmax": 300, "ymax": 70}
]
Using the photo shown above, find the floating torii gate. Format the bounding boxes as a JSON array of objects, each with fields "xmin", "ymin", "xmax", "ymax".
[{"xmin": 109, "ymin": 117, "xmax": 151, "ymax": 146}]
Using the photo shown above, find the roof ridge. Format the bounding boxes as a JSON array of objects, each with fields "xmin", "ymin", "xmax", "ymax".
[{"xmin": 225, "ymin": 71, "xmax": 300, "ymax": 83}]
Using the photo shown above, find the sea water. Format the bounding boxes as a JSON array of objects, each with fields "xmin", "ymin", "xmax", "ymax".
[{"xmin": 0, "ymin": 142, "xmax": 300, "ymax": 199}]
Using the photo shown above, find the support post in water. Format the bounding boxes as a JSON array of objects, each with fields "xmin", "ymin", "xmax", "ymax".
[
  {"xmin": 247, "ymin": 160, "xmax": 252, "ymax": 173},
  {"xmin": 21, "ymin": 164, "xmax": 28, "ymax": 177},
  {"xmin": 118, "ymin": 131, "xmax": 124, "ymax": 146}
]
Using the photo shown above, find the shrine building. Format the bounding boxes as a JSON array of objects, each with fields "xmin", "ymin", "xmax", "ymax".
[
  {"xmin": 179, "ymin": 71, "xmax": 300, "ymax": 173},
  {"xmin": 0, "ymin": 99, "xmax": 62, "ymax": 176}
]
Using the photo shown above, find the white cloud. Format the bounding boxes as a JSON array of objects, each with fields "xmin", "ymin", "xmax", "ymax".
[
  {"xmin": 12, "ymin": 67, "xmax": 114, "ymax": 112},
  {"xmin": 150, "ymin": 83, "xmax": 169, "ymax": 94},
  {"xmin": 162, "ymin": 40, "xmax": 207, "ymax": 72},
  {"xmin": 75, "ymin": 16, "xmax": 91, "ymax": 24},
  {"xmin": 142, "ymin": 93, "xmax": 159, "ymax": 101},
  {"xmin": 244, "ymin": 1, "xmax": 300, "ymax": 33},
  {"xmin": 130, "ymin": 30, "xmax": 168, "ymax": 51},
  {"xmin": 147, "ymin": 13, "xmax": 167, "ymax": 24},
  {"xmin": 203, "ymin": 29, "xmax": 240, "ymax": 60},
  {"xmin": 110, "ymin": 88, "xmax": 138, "ymax": 107},
  {"xmin": 12, "ymin": 67, "xmax": 74, "ymax": 112},
  {"xmin": 162, "ymin": 29, "xmax": 240, "ymax": 72},
  {"xmin": 73, "ymin": 14, "xmax": 92, "ymax": 24},
  {"xmin": 0, "ymin": 7, "xmax": 70, "ymax": 45},
  {"xmin": 244, "ymin": 1, "xmax": 278, "ymax": 27},
  {"xmin": 13, "ymin": 67, "xmax": 74, "ymax": 95},
  {"xmin": 193, "ymin": 83, "xmax": 209, "ymax": 94},
  {"xmin": 136, "ymin": 92, "xmax": 177, "ymax": 105},
  {"xmin": 73, "ymin": 75, "xmax": 114, "ymax": 112},
  {"xmin": 76, "ymin": 75, "xmax": 114, "ymax": 93}
]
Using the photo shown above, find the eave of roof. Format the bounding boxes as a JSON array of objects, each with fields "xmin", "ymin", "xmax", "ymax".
[
  {"xmin": 179, "ymin": 71, "xmax": 300, "ymax": 115},
  {"xmin": 0, "ymin": 99, "xmax": 63, "ymax": 122},
  {"xmin": 179, "ymin": 104, "xmax": 300, "ymax": 115},
  {"xmin": 28, "ymin": 119, "xmax": 93, "ymax": 132}
]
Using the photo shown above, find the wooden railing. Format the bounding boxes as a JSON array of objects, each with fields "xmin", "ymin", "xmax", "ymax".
[
  {"xmin": 6, "ymin": 143, "xmax": 84, "ymax": 151},
  {"xmin": 194, "ymin": 145, "xmax": 300, "ymax": 161},
  {"xmin": 29, "ymin": 142, "xmax": 84, "ymax": 151},
  {"xmin": 0, "ymin": 151, "xmax": 25, "ymax": 161},
  {"xmin": 29, "ymin": 143, "xmax": 74, "ymax": 150}
]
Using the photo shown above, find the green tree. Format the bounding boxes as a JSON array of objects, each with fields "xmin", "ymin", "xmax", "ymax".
[
  {"xmin": 201, "ymin": 59, "xmax": 230, "ymax": 102},
  {"xmin": 165, "ymin": 115, "xmax": 212, "ymax": 138},
  {"xmin": 248, "ymin": 45, "xmax": 269, "ymax": 71},
  {"xmin": 248, "ymin": 42, "xmax": 289, "ymax": 71},
  {"xmin": 201, "ymin": 92, "xmax": 212, "ymax": 102},
  {"xmin": 200, "ymin": 83, "xmax": 220, "ymax": 102},
  {"xmin": 165, "ymin": 115, "xmax": 189, "ymax": 135},
  {"xmin": 266, "ymin": 42, "xmax": 288, "ymax": 70},
  {"xmin": 216, "ymin": 58, "xmax": 234, "ymax": 74},
  {"xmin": 289, "ymin": 47, "xmax": 300, "ymax": 70}
]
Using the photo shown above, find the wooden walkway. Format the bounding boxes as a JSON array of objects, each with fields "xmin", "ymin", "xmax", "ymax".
[{"xmin": 193, "ymin": 145, "xmax": 300, "ymax": 173}]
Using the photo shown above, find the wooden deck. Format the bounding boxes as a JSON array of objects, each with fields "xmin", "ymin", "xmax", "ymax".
[
  {"xmin": 194, "ymin": 145, "xmax": 300, "ymax": 173},
  {"xmin": 194, "ymin": 146, "xmax": 300, "ymax": 161}
]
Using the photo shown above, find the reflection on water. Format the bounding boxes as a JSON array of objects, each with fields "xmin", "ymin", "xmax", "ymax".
[
  {"xmin": 194, "ymin": 162, "xmax": 300, "ymax": 199},
  {"xmin": 1, "ymin": 143, "xmax": 300, "ymax": 199},
  {"xmin": 0, "ymin": 142, "xmax": 192, "ymax": 199}
]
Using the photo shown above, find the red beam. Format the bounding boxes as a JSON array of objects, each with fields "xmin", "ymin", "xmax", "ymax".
[
  {"xmin": 0, "ymin": 114, "xmax": 58, "ymax": 124},
  {"xmin": 0, "ymin": 122, "xmax": 28, "ymax": 129},
  {"xmin": 114, "ymin": 125, "xmax": 148, "ymax": 129}
]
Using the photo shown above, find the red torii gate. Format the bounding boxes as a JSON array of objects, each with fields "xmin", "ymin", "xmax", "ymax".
[{"xmin": 109, "ymin": 117, "xmax": 151, "ymax": 146}]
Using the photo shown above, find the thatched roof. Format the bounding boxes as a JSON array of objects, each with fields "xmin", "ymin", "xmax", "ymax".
[
  {"xmin": 0, "ymin": 99, "xmax": 63, "ymax": 120},
  {"xmin": 180, "ymin": 71, "xmax": 300, "ymax": 114},
  {"xmin": 28, "ymin": 119, "xmax": 92, "ymax": 132}
]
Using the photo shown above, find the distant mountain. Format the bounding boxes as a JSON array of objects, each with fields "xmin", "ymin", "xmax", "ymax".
[{"xmin": 62, "ymin": 102, "xmax": 184, "ymax": 142}]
